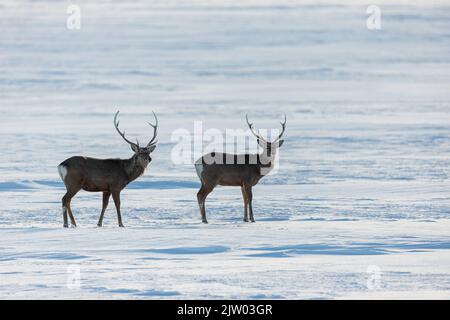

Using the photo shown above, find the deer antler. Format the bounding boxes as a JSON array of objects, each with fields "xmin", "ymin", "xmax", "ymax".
[
  {"xmin": 114, "ymin": 111, "xmax": 139, "ymax": 149},
  {"xmin": 146, "ymin": 111, "xmax": 158, "ymax": 148},
  {"xmin": 245, "ymin": 113, "xmax": 286, "ymax": 143},
  {"xmin": 246, "ymin": 114, "xmax": 269, "ymax": 144},
  {"xmin": 273, "ymin": 113, "xmax": 286, "ymax": 142}
]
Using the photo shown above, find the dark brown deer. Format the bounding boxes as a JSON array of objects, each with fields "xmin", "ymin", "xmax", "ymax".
[
  {"xmin": 195, "ymin": 114, "xmax": 286, "ymax": 223},
  {"xmin": 57, "ymin": 111, "xmax": 158, "ymax": 228}
]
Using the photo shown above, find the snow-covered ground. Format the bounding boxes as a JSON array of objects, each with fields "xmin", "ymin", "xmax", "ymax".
[{"xmin": 1, "ymin": 0, "xmax": 450, "ymax": 299}]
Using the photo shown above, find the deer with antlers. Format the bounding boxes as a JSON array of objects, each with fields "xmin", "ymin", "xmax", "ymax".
[
  {"xmin": 195, "ymin": 114, "xmax": 286, "ymax": 223},
  {"xmin": 57, "ymin": 111, "xmax": 158, "ymax": 228}
]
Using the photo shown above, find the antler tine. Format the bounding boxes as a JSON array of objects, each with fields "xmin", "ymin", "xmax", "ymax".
[
  {"xmin": 146, "ymin": 111, "xmax": 158, "ymax": 147},
  {"xmin": 274, "ymin": 113, "xmax": 287, "ymax": 142},
  {"xmin": 114, "ymin": 111, "xmax": 139, "ymax": 148},
  {"xmin": 245, "ymin": 114, "xmax": 268, "ymax": 143}
]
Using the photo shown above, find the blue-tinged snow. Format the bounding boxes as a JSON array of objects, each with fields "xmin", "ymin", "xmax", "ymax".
[{"xmin": 0, "ymin": 0, "xmax": 450, "ymax": 299}]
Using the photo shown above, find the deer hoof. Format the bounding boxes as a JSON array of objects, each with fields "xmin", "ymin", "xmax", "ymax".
[
  {"xmin": 250, "ymin": 219, "xmax": 255, "ymax": 223},
  {"xmin": 243, "ymin": 219, "xmax": 249, "ymax": 222},
  {"xmin": 119, "ymin": 224, "xmax": 125, "ymax": 227},
  {"xmin": 202, "ymin": 219, "xmax": 208, "ymax": 224},
  {"xmin": 63, "ymin": 224, "xmax": 69, "ymax": 228},
  {"xmin": 97, "ymin": 223, "xmax": 102, "ymax": 227}
]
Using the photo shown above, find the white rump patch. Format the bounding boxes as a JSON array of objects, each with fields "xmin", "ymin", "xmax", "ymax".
[{"xmin": 58, "ymin": 164, "xmax": 68, "ymax": 181}]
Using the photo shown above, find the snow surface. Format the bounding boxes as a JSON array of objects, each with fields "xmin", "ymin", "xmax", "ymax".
[{"xmin": 1, "ymin": 0, "xmax": 450, "ymax": 299}]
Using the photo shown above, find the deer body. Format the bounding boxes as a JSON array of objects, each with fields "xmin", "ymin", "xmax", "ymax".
[
  {"xmin": 195, "ymin": 115, "xmax": 286, "ymax": 223},
  {"xmin": 58, "ymin": 111, "xmax": 158, "ymax": 228},
  {"xmin": 58, "ymin": 156, "xmax": 147, "ymax": 192},
  {"xmin": 195, "ymin": 153, "xmax": 273, "ymax": 187}
]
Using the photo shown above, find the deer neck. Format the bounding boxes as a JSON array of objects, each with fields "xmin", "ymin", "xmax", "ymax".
[
  {"xmin": 258, "ymin": 149, "xmax": 277, "ymax": 175},
  {"xmin": 123, "ymin": 156, "xmax": 147, "ymax": 182}
]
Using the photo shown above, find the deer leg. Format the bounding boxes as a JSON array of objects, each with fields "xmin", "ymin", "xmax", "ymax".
[
  {"xmin": 197, "ymin": 185, "xmax": 208, "ymax": 223},
  {"xmin": 67, "ymin": 206, "xmax": 77, "ymax": 227},
  {"xmin": 62, "ymin": 188, "xmax": 79, "ymax": 228},
  {"xmin": 245, "ymin": 185, "xmax": 255, "ymax": 222},
  {"xmin": 97, "ymin": 191, "xmax": 111, "ymax": 227},
  {"xmin": 197, "ymin": 184, "xmax": 213, "ymax": 223},
  {"xmin": 112, "ymin": 191, "xmax": 124, "ymax": 227},
  {"xmin": 241, "ymin": 185, "xmax": 249, "ymax": 222},
  {"xmin": 61, "ymin": 193, "xmax": 69, "ymax": 228}
]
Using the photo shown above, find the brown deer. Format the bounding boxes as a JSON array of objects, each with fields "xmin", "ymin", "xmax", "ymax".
[
  {"xmin": 195, "ymin": 114, "xmax": 286, "ymax": 223},
  {"xmin": 57, "ymin": 111, "xmax": 158, "ymax": 228}
]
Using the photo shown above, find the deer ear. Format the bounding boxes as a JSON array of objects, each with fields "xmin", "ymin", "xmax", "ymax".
[
  {"xmin": 148, "ymin": 144, "xmax": 156, "ymax": 153},
  {"xmin": 277, "ymin": 140, "xmax": 284, "ymax": 148},
  {"xmin": 131, "ymin": 144, "xmax": 139, "ymax": 153}
]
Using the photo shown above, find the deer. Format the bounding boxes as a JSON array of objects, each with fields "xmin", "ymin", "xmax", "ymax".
[
  {"xmin": 195, "ymin": 114, "xmax": 286, "ymax": 223},
  {"xmin": 57, "ymin": 111, "xmax": 158, "ymax": 228}
]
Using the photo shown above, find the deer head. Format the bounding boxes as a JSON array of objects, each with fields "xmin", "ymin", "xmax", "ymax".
[
  {"xmin": 245, "ymin": 113, "xmax": 286, "ymax": 156},
  {"xmin": 114, "ymin": 110, "xmax": 158, "ymax": 169}
]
